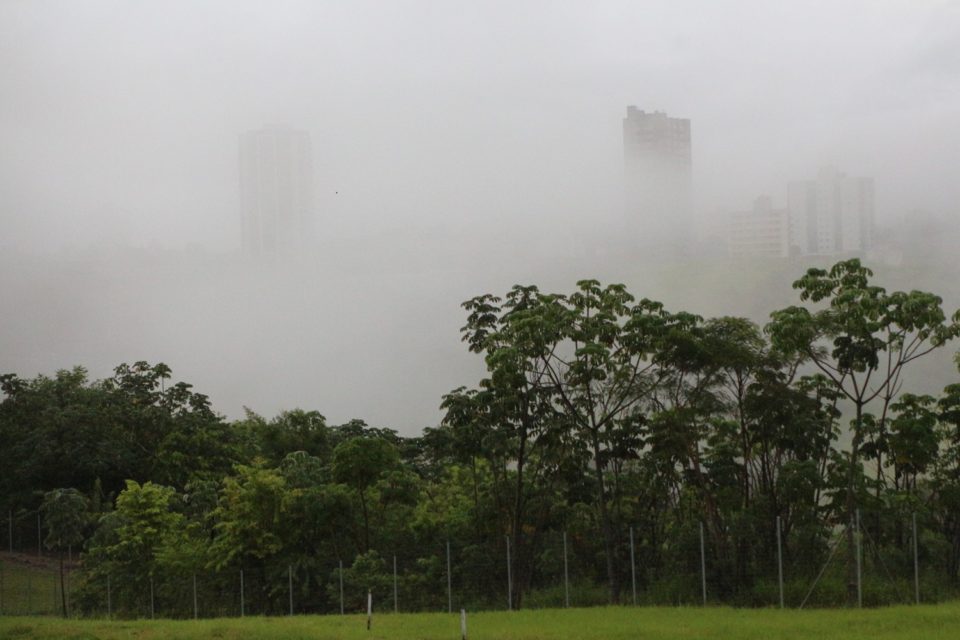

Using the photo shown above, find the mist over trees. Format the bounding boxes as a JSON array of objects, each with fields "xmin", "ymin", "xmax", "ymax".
[{"xmin": 4, "ymin": 260, "xmax": 960, "ymax": 613}]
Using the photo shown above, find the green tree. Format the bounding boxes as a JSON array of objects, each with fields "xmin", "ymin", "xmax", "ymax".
[
  {"xmin": 332, "ymin": 437, "xmax": 400, "ymax": 551},
  {"xmin": 78, "ymin": 480, "xmax": 185, "ymax": 616},
  {"xmin": 767, "ymin": 259, "xmax": 959, "ymax": 604},
  {"xmin": 41, "ymin": 488, "xmax": 89, "ymax": 617}
]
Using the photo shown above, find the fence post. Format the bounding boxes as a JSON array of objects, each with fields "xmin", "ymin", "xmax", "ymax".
[
  {"xmin": 150, "ymin": 576, "xmax": 155, "ymax": 619},
  {"xmin": 240, "ymin": 569, "xmax": 245, "ymax": 617},
  {"xmin": 699, "ymin": 521, "xmax": 707, "ymax": 606},
  {"xmin": 193, "ymin": 573, "xmax": 198, "ymax": 619},
  {"xmin": 563, "ymin": 531, "xmax": 569, "ymax": 608},
  {"xmin": 27, "ymin": 567, "xmax": 33, "ymax": 614},
  {"xmin": 106, "ymin": 574, "xmax": 111, "ymax": 619},
  {"xmin": 913, "ymin": 512, "xmax": 920, "ymax": 605},
  {"xmin": 393, "ymin": 554, "xmax": 398, "ymax": 613},
  {"xmin": 506, "ymin": 535, "xmax": 512, "ymax": 611},
  {"xmin": 855, "ymin": 509, "xmax": 862, "ymax": 609},
  {"xmin": 776, "ymin": 515, "xmax": 784, "ymax": 609},
  {"xmin": 288, "ymin": 565, "xmax": 294, "ymax": 616},
  {"xmin": 366, "ymin": 590, "xmax": 372, "ymax": 630},
  {"xmin": 446, "ymin": 541, "xmax": 452, "ymax": 614},
  {"xmin": 339, "ymin": 560, "xmax": 344, "ymax": 615},
  {"xmin": 629, "ymin": 526, "xmax": 637, "ymax": 605},
  {"xmin": 461, "ymin": 608, "xmax": 467, "ymax": 640}
]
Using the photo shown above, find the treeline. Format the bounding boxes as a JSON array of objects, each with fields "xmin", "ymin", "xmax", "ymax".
[{"xmin": 4, "ymin": 259, "xmax": 960, "ymax": 615}]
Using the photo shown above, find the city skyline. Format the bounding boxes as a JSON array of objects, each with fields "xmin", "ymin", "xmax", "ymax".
[{"xmin": 3, "ymin": 0, "xmax": 958, "ymax": 433}]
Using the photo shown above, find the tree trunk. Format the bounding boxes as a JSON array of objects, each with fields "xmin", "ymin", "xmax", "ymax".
[
  {"xmin": 510, "ymin": 422, "xmax": 528, "ymax": 610},
  {"xmin": 59, "ymin": 549, "xmax": 68, "ymax": 618},
  {"xmin": 359, "ymin": 489, "xmax": 370, "ymax": 552},
  {"xmin": 846, "ymin": 403, "xmax": 865, "ymax": 607},
  {"xmin": 591, "ymin": 430, "xmax": 619, "ymax": 603}
]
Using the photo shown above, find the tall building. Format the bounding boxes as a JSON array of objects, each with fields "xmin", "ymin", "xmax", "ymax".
[
  {"xmin": 787, "ymin": 167, "xmax": 874, "ymax": 256},
  {"xmin": 622, "ymin": 106, "xmax": 692, "ymax": 250},
  {"xmin": 727, "ymin": 196, "xmax": 789, "ymax": 258},
  {"xmin": 239, "ymin": 126, "xmax": 314, "ymax": 256}
]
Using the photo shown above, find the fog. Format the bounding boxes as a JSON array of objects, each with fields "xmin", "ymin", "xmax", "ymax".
[{"xmin": 2, "ymin": 1, "xmax": 960, "ymax": 432}]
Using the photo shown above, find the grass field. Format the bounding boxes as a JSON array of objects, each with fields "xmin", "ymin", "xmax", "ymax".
[
  {"xmin": 2, "ymin": 603, "xmax": 960, "ymax": 640},
  {"xmin": 0, "ymin": 552, "xmax": 68, "ymax": 617}
]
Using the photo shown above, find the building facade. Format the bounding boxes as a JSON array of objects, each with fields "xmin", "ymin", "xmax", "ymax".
[
  {"xmin": 727, "ymin": 196, "xmax": 789, "ymax": 258},
  {"xmin": 787, "ymin": 167, "xmax": 874, "ymax": 256},
  {"xmin": 622, "ymin": 106, "xmax": 692, "ymax": 251},
  {"xmin": 239, "ymin": 127, "xmax": 314, "ymax": 256}
]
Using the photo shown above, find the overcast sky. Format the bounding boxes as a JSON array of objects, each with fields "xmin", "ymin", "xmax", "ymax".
[
  {"xmin": 2, "ymin": 0, "xmax": 959, "ymax": 251},
  {"xmin": 2, "ymin": 1, "xmax": 959, "ymax": 431}
]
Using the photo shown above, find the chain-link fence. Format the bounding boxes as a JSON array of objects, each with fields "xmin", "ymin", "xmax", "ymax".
[{"xmin": 3, "ymin": 504, "xmax": 957, "ymax": 618}]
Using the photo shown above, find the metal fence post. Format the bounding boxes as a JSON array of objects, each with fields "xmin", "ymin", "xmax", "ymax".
[
  {"xmin": 366, "ymin": 590, "xmax": 372, "ymax": 630},
  {"xmin": 776, "ymin": 515, "xmax": 784, "ymax": 609},
  {"xmin": 240, "ymin": 569, "xmax": 245, "ymax": 617},
  {"xmin": 393, "ymin": 554, "xmax": 398, "ymax": 613},
  {"xmin": 446, "ymin": 540, "xmax": 452, "ymax": 614},
  {"xmin": 563, "ymin": 531, "xmax": 569, "ymax": 608},
  {"xmin": 193, "ymin": 573, "xmax": 198, "ymax": 619},
  {"xmin": 106, "ymin": 574, "xmax": 111, "ymax": 619},
  {"xmin": 339, "ymin": 559, "xmax": 344, "ymax": 615},
  {"xmin": 461, "ymin": 608, "xmax": 467, "ymax": 640},
  {"xmin": 288, "ymin": 565, "xmax": 294, "ymax": 616},
  {"xmin": 150, "ymin": 576, "xmax": 155, "ymax": 619},
  {"xmin": 699, "ymin": 522, "xmax": 707, "ymax": 606},
  {"xmin": 855, "ymin": 509, "xmax": 862, "ymax": 609},
  {"xmin": 913, "ymin": 512, "xmax": 920, "ymax": 605},
  {"xmin": 506, "ymin": 535, "xmax": 512, "ymax": 611},
  {"xmin": 629, "ymin": 526, "xmax": 637, "ymax": 605}
]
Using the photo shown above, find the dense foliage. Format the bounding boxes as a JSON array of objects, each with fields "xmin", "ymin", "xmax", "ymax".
[{"xmin": 3, "ymin": 260, "xmax": 960, "ymax": 614}]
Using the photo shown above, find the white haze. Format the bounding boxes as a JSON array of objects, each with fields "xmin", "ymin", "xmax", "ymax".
[{"xmin": 2, "ymin": 1, "xmax": 960, "ymax": 432}]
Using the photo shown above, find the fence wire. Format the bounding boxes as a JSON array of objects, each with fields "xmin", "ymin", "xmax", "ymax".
[{"xmin": 2, "ymin": 504, "xmax": 955, "ymax": 618}]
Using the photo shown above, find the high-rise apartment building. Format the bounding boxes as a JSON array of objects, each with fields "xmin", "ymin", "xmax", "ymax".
[
  {"xmin": 239, "ymin": 126, "xmax": 314, "ymax": 256},
  {"xmin": 727, "ymin": 196, "xmax": 789, "ymax": 258},
  {"xmin": 787, "ymin": 167, "xmax": 874, "ymax": 256},
  {"xmin": 622, "ymin": 106, "xmax": 692, "ymax": 250}
]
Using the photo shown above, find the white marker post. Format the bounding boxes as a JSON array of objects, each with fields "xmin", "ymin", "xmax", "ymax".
[
  {"xmin": 460, "ymin": 608, "xmax": 467, "ymax": 640},
  {"xmin": 367, "ymin": 590, "xmax": 373, "ymax": 630}
]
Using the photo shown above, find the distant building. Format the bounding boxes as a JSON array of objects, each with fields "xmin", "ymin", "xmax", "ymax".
[
  {"xmin": 787, "ymin": 167, "xmax": 874, "ymax": 256},
  {"xmin": 622, "ymin": 106, "xmax": 692, "ymax": 251},
  {"xmin": 727, "ymin": 196, "xmax": 789, "ymax": 258},
  {"xmin": 239, "ymin": 126, "xmax": 314, "ymax": 256}
]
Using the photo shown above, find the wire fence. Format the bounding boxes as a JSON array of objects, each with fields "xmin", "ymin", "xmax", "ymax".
[{"xmin": 1, "ymin": 507, "xmax": 956, "ymax": 618}]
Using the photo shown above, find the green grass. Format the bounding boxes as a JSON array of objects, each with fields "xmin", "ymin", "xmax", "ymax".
[
  {"xmin": 0, "ymin": 553, "xmax": 67, "ymax": 616},
  {"xmin": 3, "ymin": 604, "xmax": 960, "ymax": 639}
]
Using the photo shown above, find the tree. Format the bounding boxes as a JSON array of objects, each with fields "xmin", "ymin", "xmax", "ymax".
[
  {"xmin": 240, "ymin": 409, "xmax": 331, "ymax": 465},
  {"xmin": 41, "ymin": 488, "xmax": 89, "ymax": 617},
  {"xmin": 331, "ymin": 437, "xmax": 400, "ymax": 551},
  {"xmin": 458, "ymin": 286, "xmax": 579, "ymax": 608},
  {"xmin": 767, "ymin": 259, "xmax": 959, "ymax": 604},
  {"xmin": 459, "ymin": 281, "xmax": 681, "ymax": 604}
]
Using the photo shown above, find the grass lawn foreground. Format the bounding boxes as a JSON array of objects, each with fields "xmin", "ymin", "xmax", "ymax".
[{"xmin": 2, "ymin": 604, "xmax": 960, "ymax": 640}]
